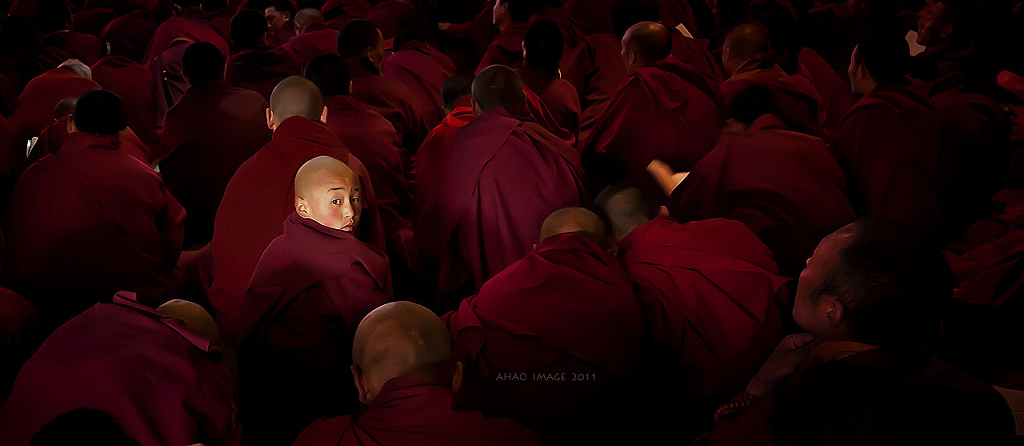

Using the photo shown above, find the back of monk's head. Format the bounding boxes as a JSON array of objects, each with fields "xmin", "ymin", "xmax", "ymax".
[
  {"xmin": 442, "ymin": 74, "xmax": 473, "ymax": 111},
  {"xmin": 30, "ymin": 408, "xmax": 141, "ymax": 446},
  {"xmin": 853, "ymin": 31, "xmax": 911, "ymax": 86},
  {"xmin": 472, "ymin": 65, "xmax": 525, "ymax": 111},
  {"xmin": 539, "ymin": 207, "xmax": 610, "ymax": 248},
  {"xmin": 54, "ymin": 97, "xmax": 76, "ymax": 120},
  {"xmin": 269, "ymin": 76, "xmax": 324, "ymax": 124},
  {"xmin": 294, "ymin": 8, "xmax": 325, "ymax": 33},
  {"xmin": 622, "ymin": 21, "xmax": 672, "ymax": 68},
  {"xmin": 73, "ymin": 90, "xmax": 127, "ymax": 136},
  {"xmin": 183, "ymin": 41, "xmax": 226, "ymax": 85},
  {"xmin": 231, "ymin": 9, "xmax": 267, "ymax": 51},
  {"xmin": 351, "ymin": 302, "xmax": 456, "ymax": 403},
  {"xmin": 723, "ymin": 24, "xmax": 770, "ymax": 76},
  {"xmin": 593, "ymin": 183, "xmax": 658, "ymax": 243},
  {"xmin": 610, "ymin": 0, "xmax": 659, "ymax": 39},
  {"xmin": 337, "ymin": 19, "xmax": 382, "ymax": 60},
  {"xmin": 304, "ymin": 53, "xmax": 350, "ymax": 97},
  {"xmin": 523, "ymin": 19, "xmax": 563, "ymax": 75}
]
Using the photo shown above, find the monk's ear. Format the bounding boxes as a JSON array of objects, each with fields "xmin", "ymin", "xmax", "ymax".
[
  {"xmin": 452, "ymin": 361, "xmax": 464, "ymax": 394},
  {"xmin": 940, "ymin": 23, "xmax": 954, "ymax": 39},
  {"xmin": 351, "ymin": 364, "xmax": 371, "ymax": 405},
  {"xmin": 66, "ymin": 116, "xmax": 77, "ymax": 134},
  {"xmin": 320, "ymin": 106, "xmax": 328, "ymax": 125},
  {"xmin": 266, "ymin": 108, "xmax": 276, "ymax": 130},
  {"xmin": 295, "ymin": 196, "xmax": 310, "ymax": 218},
  {"xmin": 822, "ymin": 296, "xmax": 846, "ymax": 328}
]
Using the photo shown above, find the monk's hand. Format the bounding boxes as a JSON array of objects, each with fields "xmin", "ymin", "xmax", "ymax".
[
  {"xmin": 647, "ymin": 159, "xmax": 689, "ymax": 196},
  {"xmin": 438, "ymin": 22, "xmax": 451, "ymax": 31},
  {"xmin": 745, "ymin": 333, "xmax": 815, "ymax": 397}
]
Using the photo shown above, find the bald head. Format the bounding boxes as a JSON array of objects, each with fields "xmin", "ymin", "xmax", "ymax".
[
  {"xmin": 269, "ymin": 76, "xmax": 324, "ymax": 127},
  {"xmin": 539, "ymin": 207, "xmax": 609, "ymax": 247},
  {"xmin": 54, "ymin": 97, "xmax": 76, "ymax": 120},
  {"xmin": 294, "ymin": 8, "xmax": 324, "ymax": 33},
  {"xmin": 157, "ymin": 299, "xmax": 220, "ymax": 344},
  {"xmin": 294, "ymin": 156, "xmax": 361, "ymax": 231},
  {"xmin": 621, "ymin": 21, "xmax": 671, "ymax": 71},
  {"xmin": 723, "ymin": 24, "xmax": 770, "ymax": 77},
  {"xmin": 472, "ymin": 65, "xmax": 525, "ymax": 112},
  {"xmin": 351, "ymin": 302, "xmax": 455, "ymax": 403},
  {"xmin": 593, "ymin": 184, "xmax": 659, "ymax": 243}
]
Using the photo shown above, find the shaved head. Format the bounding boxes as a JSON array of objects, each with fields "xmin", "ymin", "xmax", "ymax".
[
  {"xmin": 269, "ymin": 76, "xmax": 324, "ymax": 124},
  {"xmin": 294, "ymin": 8, "xmax": 324, "ymax": 33},
  {"xmin": 54, "ymin": 97, "xmax": 76, "ymax": 119},
  {"xmin": 295, "ymin": 156, "xmax": 361, "ymax": 231},
  {"xmin": 540, "ymin": 207, "xmax": 609, "ymax": 247},
  {"xmin": 157, "ymin": 299, "xmax": 220, "ymax": 344},
  {"xmin": 593, "ymin": 183, "xmax": 659, "ymax": 243},
  {"xmin": 723, "ymin": 24, "xmax": 770, "ymax": 77},
  {"xmin": 622, "ymin": 21, "xmax": 671, "ymax": 71},
  {"xmin": 352, "ymin": 302, "xmax": 455, "ymax": 403},
  {"xmin": 472, "ymin": 65, "xmax": 525, "ymax": 112}
]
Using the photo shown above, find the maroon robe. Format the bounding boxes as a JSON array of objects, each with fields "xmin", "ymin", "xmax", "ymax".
[
  {"xmin": 831, "ymin": 85, "xmax": 951, "ymax": 234},
  {"xmin": 476, "ymin": 21, "xmax": 529, "ymax": 75},
  {"xmin": 671, "ymin": 29, "xmax": 723, "ymax": 84},
  {"xmin": 293, "ymin": 377, "xmax": 542, "ymax": 446},
  {"xmin": 226, "ymin": 46, "xmax": 302, "ymax": 100},
  {"xmin": 148, "ymin": 38, "xmax": 191, "ymax": 127},
  {"xmin": 32, "ymin": 115, "xmax": 152, "ymax": 167},
  {"xmin": 349, "ymin": 60, "xmax": 431, "ymax": 151},
  {"xmin": 797, "ymin": 47, "xmax": 854, "ymax": 134},
  {"xmin": 381, "ymin": 39, "xmax": 457, "ymax": 126},
  {"xmin": 209, "ymin": 116, "xmax": 384, "ymax": 343},
  {"xmin": 365, "ymin": 0, "xmax": 431, "ymax": 40},
  {"xmin": 516, "ymin": 66, "xmax": 581, "ymax": 138},
  {"xmin": 34, "ymin": 30, "xmax": 103, "ymax": 72},
  {"xmin": 321, "ymin": 0, "xmax": 373, "ymax": 27},
  {"xmin": 99, "ymin": 12, "xmax": 162, "ymax": 64},
  {"xmin": 441, "ymin": 0, "xmax": 497, "ymax": 58},
  {"xmin": 444, "ymin": 233, "xmax": 645, "ymax": 443},
  {"xmin": 413, "ymin": 100, "xmax": 473, "ymax": 214},
  {"xmin": 323, "ymin": 94, "xmax": 412, "ymax": 235},
  {"xmin": 237, "ymin": 212, "xmax": 392, "ymax": 446},
  {"xmin": 950, "ymin": 229, "xmax": 1024, "ymax": 310},
  {"xmin": 144, "ymin": 16, "xmax": 230, "ymax": 64},
  {"xmin": 559, "ymin": 33, "xmax": 627, "ymax": 144},
  {"xmin": 159, "ymin": 83, "xmax": 272, "ymax": 246},
  {"xmin": 8, "ymin": 67, "xmax": 101, "ymax": 139},
  {"xmin": 582, "ymin": 56, "xmax": 722, "ymax": 199},
  {"xmin": 0, "ymin": 292, "xmax": 238, "ymax": 446},
  {"xmin": 670, "ymin": 114, "xmax": 856, "ymax": 278},
  {"xmin": 281, "ymin": 22, "xmax": 339, "ymax": 66},
  {"xmin": 4, "ymin": 132, "xmax": 185, "ymax": 330},
  {"xmin": 721, "ymin": 58, "xmax": 825, "ymax": 135},
  {"xmin": 91, "ymin": 55, "xmax": 160, "ymax": 150},
  {"xmin": 73, "ymin": 7, "xmax": 119, "ymax": 37},
  {"xmin": 0, "ymin": 284, "xmax": 35, "ymax": 400},
  {"xmin": 415, "ymin": 106, "xmax": 586, "ymax": 304}
]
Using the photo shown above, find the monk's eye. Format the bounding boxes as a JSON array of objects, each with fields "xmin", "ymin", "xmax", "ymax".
[
  {"xmin": 332, "ymin": 199, "xmax": 341, "ymax": 205},
  {"xmin": 351, "ymin": 197, "xmax": 360, "ymax": 203}
]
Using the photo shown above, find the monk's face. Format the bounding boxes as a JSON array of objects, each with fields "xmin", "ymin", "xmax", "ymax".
[
  {"xmin": 792, "ymin": 224, "xmax": 857, "ymax": 338},
  {"xmin": 492, "ymin": 0, "xmax": 509, "ymax": 28},
  {"xmin": 916, "ymin": 2, "xmax": 952, "ymax": 46},
  {"xmin": 265, "ymin": 7, "xmax": 289, "ymax": 32},
  {"xmin": 299, "ymin": 173, "xmax": 362, "ymax": 232}
]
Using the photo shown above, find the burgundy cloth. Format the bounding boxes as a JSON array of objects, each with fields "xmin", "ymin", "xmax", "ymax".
[
  {"xmin": 476, "ymin": 21, "xmax": 529, "ymax": 75},
  {"xmin": 415, "ymin": 107, "xmax": 586, "ymax": 305},
  {"xmin": 562, "ymin": 0, "xmax": 615, "ymax": 34},
  {"xmin": 365, "ymin": 0, "xmax": 431, "ymax": 40},
  {"xmin": 950, "ymin": 229, "xmax": 1024, "ymax": 309},
  {"xmin": 100, "ymin": 13, "xmax": 162, "ymax": 64},
  {"xmin": 413, "ymin": 100, "xmax": 473, "ymax": 214},
  {"xmin": 658, "ymin": 0, "xmax": 699, "ymax": 32},
  {"xmin": 31, "ymin": 116, "xmax": 152, "ymax": 167},
  {"xmin": 148, "ymin": 38, "xmax": 191, "ymax": 127},
  {"xmin": 348, "ymin": 60, "xmax": 431, "ymax": 151},
  {"xmin": 33, "ymin": 31, "xmax": 103, "ymax": 73},
  {"xmin": 293, "ymin": 377, "xmax": 542, "ymax": 446},
  {"xmin": 225, "ymin": 46, "xmax": 302, "ymax": 100},
  {"xmin": 582, "ymin": 56, "xmax": 722, "ymax": 199},
  {"xmin": 144, "ymin": 16, "xmax": 230, "ymax": 64},
  {"xmin": 444, "ymin": 233, "xmax": 644, "ymax": 443},
  {"xmin": 91, "ymin": 55, "xmax": 160, "ymax": 150},
  {"xmin": 4, "ymin": 132, "xmax": 184, "ymax": 329},
  {"xmin": 560, "ymin": 33, "xmax": 627, "ymax": 144},
  {"xmin": 323, "ymin": 94, "xmax": 412, "ymax": 236},
  {"xmin": 0, "ymin": 292, "xmax": 238, "ymax": 446},
  {"xmin": 381, "ymin": 39, "xmax": 457, "ymax": 127},
  {"xmin": 209, "ymin": 116, "xmax": 384, "ymax": 343},
  {"xmin": 8, "ymin": 67, "xmax": 101, "ymax": 139},
  {"xmin": 179, "ymin": 6, "xmax": 234, "ymax": 43},
  {"xmin": 721, "ymin": 59, "xmax": 825, "ymax": 136},
  {"xmin": 671, "ymin": 30, "xmax": 723, "ymax": 85},
  {"xmin": 0, "ymin": 115, "xmax": 25, "ymax": 203},
  {"xmin": 670, "ymin": 114, "xmax": 856, "ymax": 278},
  {"xmin": 73, "ymin": 8, "xmax": 119, "ymax": 37},
  {"xmin": 0, "ymin": 286, "xmax": 35, "ymax": 399},
  {"xmin": 831, "ymin": 85, "xmax": 950, "ymax": 234},
  {"xmin": 281, "ymin": 22, "xmax": 339, "ymax": 66},
  {"xmin": 441, "ymin": 0, "xmax": 497, "ymax": 57},
  {"xmin": 268, "ymin": 25, "xmax": 297, "ymax": 48},
  {"xmin": 516, "ymin": 66, "xmax": 581, "ymax": 138},
  {"xmin": 797, "ymin": 47, "xmax": 854, "ymax": 134},
  {"xmin": 159, "ymin": 83, "xmax": 272, "ymax": 246},
  {"xmin": 237, "ymin": 212, "xmax": 391, "ymax": 446},
  {"xmin": 321, "ymin": 0, "xmax": 373, "ymax": 25}
]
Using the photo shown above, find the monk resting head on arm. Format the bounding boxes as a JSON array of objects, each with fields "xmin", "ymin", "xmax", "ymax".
[
  {"xmin": 68, "ymin": 89, "xmax": 127, "ymax": 136},
  {"xmin": 350, "ymin": 301, "xmax": 461, "ymax": 405},
  {"xmin": 593, "ymin": 183, "xmax": 661, "ymax": 244},
  {"xmin": 620, "ymin": 21, "xmax": 672, "ymax": 72},
  {"xmin": 539, "ymin": 207, "xmax": 611, "ymax": 249},
  {"xmin": 471, "ymin": 64, "xmax": 525, "ymax": 115},
  {"xmin": 294, "ymin": 155, "xmax": 362, "ymax": 233},
  {"xmin": 721, "ymin": 24, "xmax": 770, "ymax": 78},
  {"xmin": 267, "ymin": 75, "xmax": 327, "ymax": 130}
]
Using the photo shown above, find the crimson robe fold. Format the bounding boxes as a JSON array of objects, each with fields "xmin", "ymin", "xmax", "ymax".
[
  {"xmin": 90, "ymin": 55, "xmax": 160, "ymax": 150},
  {"xmin": 281, "ymin": 23, "xmax": 339, "ymax": 66},
  {"xmin": 476, "ymin": 21, "xmax": 528, "ymax": 74},
  {"xmin": 34, "ymin": 31, "xmax": 102, "ymax": 73},
  {"xmin": 365, "ymin": 0, "xmax": 431, "ymax": 40},
  {"xmin": 144, "ymin": 16, "xmax": 230, "ymax": 64},
  {"xmin": 413, "ymin": 101, "xmax": 473, "ymax": 215},
  {"xmin": 381, "ymin": 38, "xmax": 457, "ymax": 127},
  {"xmin": 516, "ymin": 65, "xmax": 582, "ymax": 138},
  {"xmin": 237, "ymin": 212, "xmax": 392, "ymax": 446},
  {"xmin": 0, "ymin": 292, "xmax": 238, "ymax": 446},
  {"xmin": 721, "ymin": 58, "xmax": 825, "ymax": 136},
  {"xmin": 8, "ymin": 67, "xmax": 100, "ymax": 139},
  {"xmin": 226, "ymin": 47, "xmax": 303, "ymax": 100},
  {"xmin": 444, "ymin": 233, "xmax": 645, "ymax": 444},
  {"xmin": 559, "ymin": 33, "xmax": 627, "ymax": 144},
  {"xmin": 209, "ymin": 116, "xmax": 384, "ymax": 343},
  {"xmin": 348, "ymin": 61, "xmax": 432, "ymax": 152}
]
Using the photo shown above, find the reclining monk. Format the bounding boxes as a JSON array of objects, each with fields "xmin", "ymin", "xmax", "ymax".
[
  {"xmin": 444, "ymin": 207, "xmax": 646, "ymax": 444},
  {"xmin": 209, "ymin": 76, "xmax": 384, "ymax": 344},
  {"xmin": 237, "ymin": 156, "xmax": 392, "ymax": 446},
  {"xmin": 293, "ymin": 301, "xmax": 541, "ymax": 445}
]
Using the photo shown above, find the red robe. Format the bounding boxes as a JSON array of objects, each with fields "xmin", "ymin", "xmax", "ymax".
[
  {"xmin": 671, "ymin": 30, "xmax": 723, "ymax": 84},
  {"xmin": 91, "ymin": 55, "xmax": 160, "ymax": 150},
  {"xmin": 281, "ymin": 22, "xmax": 339, "ymax": 66},
  {"xmin": 321, "ymin": 0, "xmax": 373, "ymax": 27},
  {"xmin": 381, "ymin": 39, "xmax": 457, "ymax": 127},
  {"xmin": 144, "ymin": 16, "xmax": 230, "ymax": 64},
  {"xmin": 148, "ymin": 38, "xmax": 191, "ymax": 127},
  {"xmin": 413, "ymin": 100, "xmax": 473, "ymax": 214},
  {"xmin": 8, "ymin": 67, "xmax": 101, "ymax": 139},
  {"xmin": 159, "ymin": 83, "xmax": 272, "ymax": 246},
  {"xmin": 516, "ymin": 66, "xmax": 581, "ymax": 138},
  {"xmin": 31, "ymin": 116, "xmax": 151, "ymax": 167},
  {"xmin": 619, "ymin": 218, "xmax": 788, "ymax": 399},
  {"xmin": 476, "ymin": 21, "xmax": 529, "ymax": 75},
  {"xmin": 831, "ymin": 85, "xmax": 951, "ymax": 234},
  {"xmin": 797, "ymin": 47, "xmax": 854, "ymax": 134},
  {"xmin": 34, "ymin": 30, "xmax": 103, "ymax": 72},
  {"xmin": 349, "ymin": 60, "xmax": 432, "ymax": 152},
  {"xmin": 365, "ymin": 0, "xmax": 431, "ymax": 40},
  {"xmin": 950, "ymin": 229, "xmax": 1024, "ymax": 309},
  {"xmin": 323, "ymin": 94, "xmax": 412, "ymax": 235},
  {"xmin": 225, "ymin": 47, "xmax": 302, "ymax": 101},
  {"xmin": 293, "ymin": 377, "xmax": 542, "ymax": 446},
  {"xmin": 4, "ymin": 132, "xmax": 184, "ymax": 330},
  {"xmin": 560, "ymin": 33, "xmax": 627, "ymax": 144},
  {"xmin": 0, "ymin": 292, "xmax": 238, "ymax": 446},
  {"xmin": 99, "ymin": 12, "xmax": 162, "ymax": 64},
  {"xmin": 721, "ymin": 58, "xmax": 825, "ymax": 136},
  {"xmin": 0, "ymin": 284, "xmax": 35, "ymax": 400},
  {"xmin": 670, "ymin": 114, "xmax": 856, "ymax": 278},
  {"xmin": 415, "ymin": 107, "xmax": 586, "ymax": 305},
  {"xmin": 444, "ymin": 233, "xmax": 645, "ymax": 443},
  {"xmin": 583, "ymin": 56, "xmax": 722, "ymax": 199},
  {"xmin": 237, "ymin": 212, "xmax": 392, "ymax": 446},
  {"xmin": 209, "ymin": 116, "xmax": 384, "ymax": 343}
]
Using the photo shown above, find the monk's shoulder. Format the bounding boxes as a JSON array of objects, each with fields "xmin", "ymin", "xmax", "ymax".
[{"xmin": 292, "ymin": 415, "xmax": 357, "ymax": 445}]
